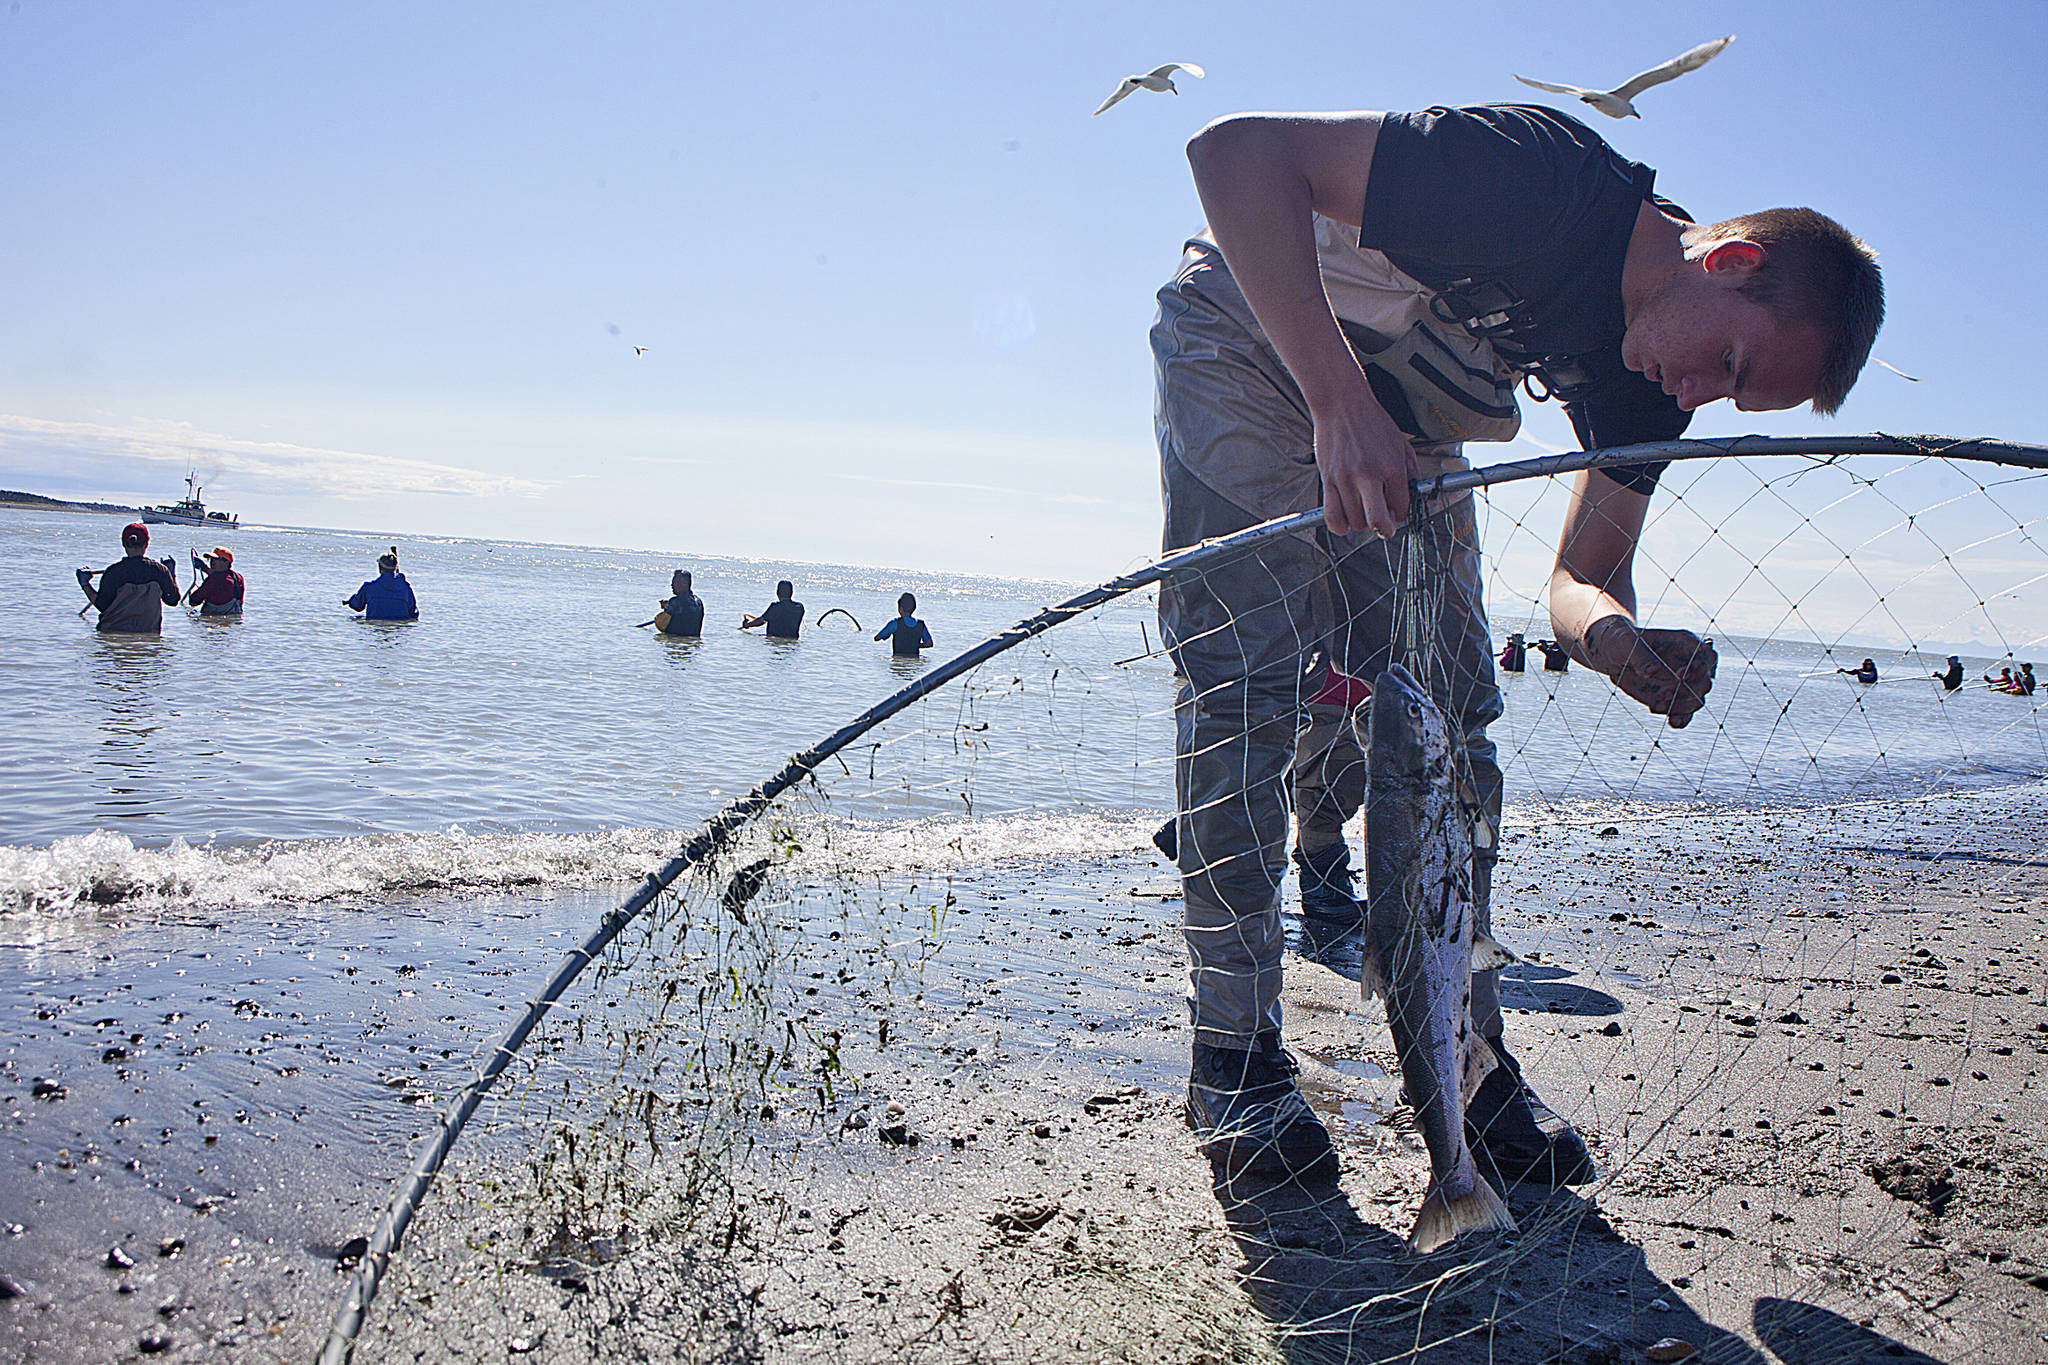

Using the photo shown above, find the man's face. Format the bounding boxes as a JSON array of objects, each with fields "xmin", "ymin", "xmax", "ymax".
[{"xmin": 1622, "ymin": 245, "xmax": 1825, "ymax": 413}]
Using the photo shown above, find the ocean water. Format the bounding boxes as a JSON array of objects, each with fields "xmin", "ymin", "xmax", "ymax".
[{"xmin": 3, "ymin": 504, "xmax": 2044, "ymax": 917}]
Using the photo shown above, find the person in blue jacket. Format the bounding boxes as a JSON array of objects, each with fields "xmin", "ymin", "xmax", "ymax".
[
  {"xmin": 875, "ymin": 592, "xmax": 933, "ymax": 657},
  {"xmin": 345, "ymin": 547, "xmax": 419, "ymax": 621}
]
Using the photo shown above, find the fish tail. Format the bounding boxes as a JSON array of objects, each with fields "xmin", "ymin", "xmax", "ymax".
[
  {"xmin": 1409, "ymin": 1172, "xmax": 1516, "ymax": 1253},
  {"xmin": 1461, "ymin": 1028, "xmax": 1499, "ymax": 1102},
  {"xmin": 1470, "ymin": 932, "xmax": 1516, "ymax": 972},
  {"xmin": 1361, "ymin": 943, "xmax": 1389, "ymax": 1004}
]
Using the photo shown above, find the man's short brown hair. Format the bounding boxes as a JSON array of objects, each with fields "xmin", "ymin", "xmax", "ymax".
[{"xmin": 1698, "ymin": 207, "xmax": 1882, "ymax": 416}]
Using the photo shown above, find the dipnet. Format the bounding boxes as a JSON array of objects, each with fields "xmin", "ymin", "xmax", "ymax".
[{"xmin": 325, "ymin": 436, "xmax": 2048, "ymax": 1365}]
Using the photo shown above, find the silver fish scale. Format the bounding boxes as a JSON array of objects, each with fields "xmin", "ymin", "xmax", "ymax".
[{"xmin": 1391, "ymin": 501, "xmax": 1482, "ymax": 839}]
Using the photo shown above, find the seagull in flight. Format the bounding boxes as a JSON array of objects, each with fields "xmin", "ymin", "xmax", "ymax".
[
  {"xmin": 633, "ymin": 346, "xmax": 648, "ymax": 357},
  {"xmin": 1514, "ymin": 35, "xmax": 1733, "ymax": 119},
  {"xmin": 1094, "ymin": 62, "xmax": 1205, "ymax": 116}
]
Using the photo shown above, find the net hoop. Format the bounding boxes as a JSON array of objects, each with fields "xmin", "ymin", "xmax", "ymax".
[{"xmin": 317, "ymin": 431, "xmax": 2048, "ymax": 1362}]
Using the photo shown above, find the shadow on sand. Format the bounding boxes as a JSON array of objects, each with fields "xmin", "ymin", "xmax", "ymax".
[
  {"xmin": 1752, "ymin": 1298, "xmax": 1951, "ymax": 1365},
  {"xmin": 1207, "ymin": 1162, "xmax": 1766, "ymax": 1364}
]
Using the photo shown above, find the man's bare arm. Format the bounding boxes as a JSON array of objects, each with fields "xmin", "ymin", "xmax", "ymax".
[
  {"xmin": 1184, "ymin": 113, "xmax": 1416, "ymax": 538},
  {"xmin": 1549, "ymin": 470, "xmax": 1716, "ymax": 728}
]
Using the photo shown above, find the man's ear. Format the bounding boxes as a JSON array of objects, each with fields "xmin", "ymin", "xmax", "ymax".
[{"xmin": 1702, "ymin": 239, "xmax": 1766, "ymax": 276}]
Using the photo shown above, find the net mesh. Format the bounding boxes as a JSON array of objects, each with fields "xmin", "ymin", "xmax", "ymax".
[{"xmin": 339, "ymin": 449, "xmax": 2048, "ymax": 1364}]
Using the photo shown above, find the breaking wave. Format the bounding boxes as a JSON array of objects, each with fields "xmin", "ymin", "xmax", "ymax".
[{"xmin": 0, "ymin": 810, "xmax": 1162, "ymax": 916}]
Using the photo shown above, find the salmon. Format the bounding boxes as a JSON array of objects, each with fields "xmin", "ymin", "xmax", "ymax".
[{"xmin": 1361, "ymin": 663, "xmax": 1517, "ymax": 1252}]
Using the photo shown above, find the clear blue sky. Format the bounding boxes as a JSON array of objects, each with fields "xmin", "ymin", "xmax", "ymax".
[{"xmin": 2, "ymin": 1, "xmax": 2040, "ymax": 582}]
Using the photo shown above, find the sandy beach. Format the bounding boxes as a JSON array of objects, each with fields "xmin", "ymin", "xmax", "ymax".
[{"xmin": 3, "ymin": 784, "xmax": 2043, "ymax": 1364}]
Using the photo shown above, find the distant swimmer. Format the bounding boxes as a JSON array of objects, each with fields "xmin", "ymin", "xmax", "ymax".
[
  {"xmin": 874, "ymin": 592, "xmax": 934, "ymax": 657},
  {"xmin": 1839, "ymin": 657, "xmax": 1878, "ymax": 684},
  {"xmin": 1934, "ymin": 655, "xmax": 1963, "ymax": 691},
  {"xmin": 2017, "ymin": 663, "xmax": 2037, "ymax": 696},
  {"xmin": 1498, "ymin": 632, "xmax": 1526, "ymax": 673},
  {"xmin": 1535, "ymin": 639, "xmax": 1569, "ymax": 672},
  {"xmin": 1986, "ymin": 666, "xmax": 2015, "ymax": 691},
  {"xmin": 185, "ymin": 546, "xmax": 244, "ymax": 616},
  {"xmin": 345, "ymin": 547, "xmax": 419, "ymax": 621},
  {"xmin": 77, "ymin": 522, "xmax": 179, "ymax": 633},
  {"xmin": 656, "ymin": 569, "xmax": 704, "ymax": 637},
  {"xmin": 741, "ymin": 580, "xmax": 804, "ymax": 639}
]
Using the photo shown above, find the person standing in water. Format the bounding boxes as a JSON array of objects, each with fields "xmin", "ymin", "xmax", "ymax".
[
  {"xmin": 185, "ymin": 546, "xmax": 245, "ymax": 616},
  {"xmin": 1934, "ymin": 656, "xmax": 1963, "ymax": 691},
  {"xmin": 1498, "ymin": 632, "xmax": 1526, "ymax": 673},
  {"xmin": 345, "ymin": 548, "xmax": 419, "ymax": 621},
  {"xmin": 874, "ymin": 593, "xmax": 933, "ymax": 656},
  {"xmin": 742, "ymin": 580, "xmax": 804, "ymax": 639},
  {"xmin": 659, "ymin": 570, "xmax": 705, "ymax": 638},
  {"xmin": 77, "ymin": 522, "xmax": 179, "ymax": 633},
  {"xmin": 1839, "ymin": 657, "xmax": 1877, "ymax": 684}
]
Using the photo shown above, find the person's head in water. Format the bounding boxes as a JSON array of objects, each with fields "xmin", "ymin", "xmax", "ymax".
[
  {"xmin": 672, "ymin": 569, "xmax": 692, "ymax": 595},
  {"xmin": 378, "ymin": 548, "xmax": 399, "ymax": 574},
  {"xmin": 121, "ymin": 522, "xmax": 149, "ymax": 556},
  {"xmin": 776, "ymin": 580, "xmax": 794, "ymax": 601},
  {"xmin": 898, "ymin": 592, "xmax": 917, "ymax": 618}
]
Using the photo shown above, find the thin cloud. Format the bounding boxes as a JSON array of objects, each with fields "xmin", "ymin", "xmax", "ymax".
[{"xmin": 0, "ymin": 413, "xmax": 546, "ymax": 500}]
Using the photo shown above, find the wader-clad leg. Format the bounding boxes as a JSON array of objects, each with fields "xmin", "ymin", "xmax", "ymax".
[
  {"xmin": 1291, "ymin": 699, "xmax": 1364, "ymax": 857},
  {"xmin": 1160, "ymin": 458, "xmax": 1321, "ymax": 1045},
  {"xmin": 1155, "ymin": 249, "xmax": 1334, "ymax": 1049},
  {"xmin": 1154, "ymin": 249, "xmax": 1345, "ymax": 1182}
]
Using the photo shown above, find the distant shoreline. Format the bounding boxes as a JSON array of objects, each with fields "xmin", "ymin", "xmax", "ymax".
[{"xmin": 0, "ymin": 489, "xmax": 138, "ymax": 515}]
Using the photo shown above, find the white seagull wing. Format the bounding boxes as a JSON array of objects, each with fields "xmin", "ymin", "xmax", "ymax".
[
  {"xmin": 1094, "ymin": 77, "xmax": 1143, "ymax": 115},
  {"xmin": 1513, "ymin": 74, "xmax": 1594, "ymax": 97},
  {"xmin": 1612, "ymin": 34, "xmax": 1734, "ymax": 101},
  {"xmin": 1146, "ymin": 62, "xmax": 1204, "ymax": 80}
]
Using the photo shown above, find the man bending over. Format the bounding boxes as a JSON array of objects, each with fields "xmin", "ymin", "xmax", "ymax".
[{"xmin": 1155, "ymin": 102, "xmax": 1880, "ymax": 1189}]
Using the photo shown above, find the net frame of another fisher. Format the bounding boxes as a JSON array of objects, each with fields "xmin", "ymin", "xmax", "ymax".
[{"xmin": 321, "ymin": 435, "xmax": 2048, "ymax": 1365}]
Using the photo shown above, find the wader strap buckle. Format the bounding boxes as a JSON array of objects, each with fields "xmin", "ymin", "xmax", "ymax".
[
  {"xmin": 1431, "ymin": 278, "xmax": 1526, "ymax": 342},
  {"xmin": 1520, "ymin": 354, "xmax": 1597, "ymax": 406}
]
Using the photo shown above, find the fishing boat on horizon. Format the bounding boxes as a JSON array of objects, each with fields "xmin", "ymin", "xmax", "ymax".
[{"xmin": 140, "ymin": 472, "xmax": 237, "ymax": 529}]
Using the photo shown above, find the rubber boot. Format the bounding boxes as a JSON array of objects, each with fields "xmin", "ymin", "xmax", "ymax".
[
  {"xmin": 1293, "ymin": 841, "xmax": 1364, "ymax": 925},
  {"xmin": 1185, "ymin": 1031, "xmax": 1338, "ymax": 1183}
]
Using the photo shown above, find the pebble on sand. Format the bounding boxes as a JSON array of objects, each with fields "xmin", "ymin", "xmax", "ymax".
[{"xmin": 1646, "ymin": 1339, "xmax": 1698, "ymax": 1364}]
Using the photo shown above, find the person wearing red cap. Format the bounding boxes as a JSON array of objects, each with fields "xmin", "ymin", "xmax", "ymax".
[
  {"xmin": 185, "ymin": 546, "xmax": 245, "ymax": 616},
  {"xmin": 77, "ymin": 523, "xmax": 180, "ymax": 633}
]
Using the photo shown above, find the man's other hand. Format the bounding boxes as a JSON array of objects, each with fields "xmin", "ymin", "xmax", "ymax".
[
  {"xmin": 1314, "ymin": 394, "xmax": 1416, "ymax": 538},
  {"xmin": 1594, "ymin": 621, "xmax": 1716, "ymax": 728}
]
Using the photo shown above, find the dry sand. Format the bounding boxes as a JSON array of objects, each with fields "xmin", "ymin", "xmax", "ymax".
[{"xmin": 4, "ymin": 789, "xmax": 2045, "ymax": 1363}]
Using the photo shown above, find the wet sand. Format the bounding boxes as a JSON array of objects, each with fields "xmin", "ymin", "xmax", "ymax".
[{"xmin": 4, "ymin": 789, "xmax": 2046, "ymax": 1363}]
